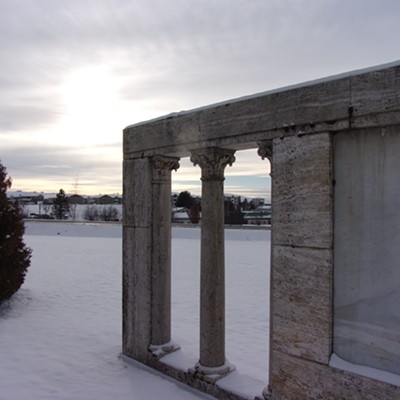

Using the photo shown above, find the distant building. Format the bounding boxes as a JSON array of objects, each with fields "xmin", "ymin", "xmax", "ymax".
[
  {"xmin": 97, "ymin": 195, "xmax": 114, "ymax": 204},
  {"xmin": 243, "ymin": 204, "xmax": 271, "ymax": 225},
  {"xmin": 68, "ymin": 194, "xmax": 86, "ymax": 204},
  {"xmin": 172, "ymin": 207, "xmax": 196, "ymax": 224},
  {"xmin": 8, "ymin": 191, "xmax": 44, "ymax": 205},
  {"xmin": 249, "ymin": 198, "xmax": 265, "ymax": 208}
]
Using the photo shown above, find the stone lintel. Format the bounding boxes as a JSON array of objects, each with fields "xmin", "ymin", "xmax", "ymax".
[{"xmin": 124, "ymin": 64, "xmax": 400, "ymax": 158}]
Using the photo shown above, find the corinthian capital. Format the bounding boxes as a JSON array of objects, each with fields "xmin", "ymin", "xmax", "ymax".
[
  {"xmin": 190, "ymin": 148, "xmax": 235, "ymax": 181},
  {"xmin": 151, "ymin": 155, "xmax": 180, "ymax": 183}
]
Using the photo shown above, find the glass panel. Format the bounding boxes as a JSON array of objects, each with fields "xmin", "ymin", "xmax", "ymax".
[{"xmin": 334, "ymin": 130, "xmax": 400, "ymax": 375}]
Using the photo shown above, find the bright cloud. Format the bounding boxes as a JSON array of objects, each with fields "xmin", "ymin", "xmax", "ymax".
[{"xmin": 1, "ymin": 0, "xmax": 399, "ymax": 196}]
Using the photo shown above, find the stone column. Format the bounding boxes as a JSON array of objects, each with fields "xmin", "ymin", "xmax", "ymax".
[
  {"xmin": 123, "ymin": 157, "xmax": 153, "ymax": 362},
  {"xmin": 149, "ymin": 155, "xmax": 180, "ymax": 357},
  {"xmin": 257, "ymin": 139, "xmax": 273, "ymax": 399},
  {"xmin": 190, "ymin": 147, "xmax": 235, "ymax": 374}
]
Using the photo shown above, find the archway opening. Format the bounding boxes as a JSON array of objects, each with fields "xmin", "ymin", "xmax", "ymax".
[
  {"xmin": 168, "ymin": 149, "xmax": 271, "ymax": 398},
  {"xmin": 223, "ymin": 148, "xmax": 271, "ymax": 394}
]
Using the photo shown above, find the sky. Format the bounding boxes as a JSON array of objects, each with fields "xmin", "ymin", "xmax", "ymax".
[{"xmin": 1, "ymin": 0, "xmax": 399, "ymax": 199}]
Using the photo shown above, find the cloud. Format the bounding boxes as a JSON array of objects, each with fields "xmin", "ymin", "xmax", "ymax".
[
  {"xmin": 1, "ymin": 143, "xmax": 122, "ymax": 194},
  {"xmin": 1, "ymin": 0, "xmax": 400, "ymax": 196},
  {"xmin": 0, "ymin": 104, "xmax": 63, "ymax": 132}
]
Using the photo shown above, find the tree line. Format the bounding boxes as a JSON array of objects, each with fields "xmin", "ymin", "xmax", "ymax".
[
  {"xmin": 52, "ymin": 189, "xmax": 120, "ymax": 221},
  {"xmin": 175, "ymin": 190, "xmax": 249, "ymax": 225}
]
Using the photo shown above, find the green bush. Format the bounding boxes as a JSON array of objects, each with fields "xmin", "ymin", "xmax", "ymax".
[{"xmin": 0, "ymin": 161, "xmax": 31, "ymax": 304}]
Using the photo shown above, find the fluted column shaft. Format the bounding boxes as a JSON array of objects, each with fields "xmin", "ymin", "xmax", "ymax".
[{"xmin": 191, "ymin": 148, "xmax": 235, "ymax": 368}]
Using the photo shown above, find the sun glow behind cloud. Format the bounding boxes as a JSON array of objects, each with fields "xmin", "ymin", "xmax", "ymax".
[
  {"xmin": 57, "ymin": 67, "xmax": 122, "ymax": 146},
  {"xmin": 2, "ymin": 0, "xmax": 399, "ymax": 197}
]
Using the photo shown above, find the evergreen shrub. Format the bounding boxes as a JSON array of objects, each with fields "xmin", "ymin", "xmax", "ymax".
[{"xmin": 0, "ymin": 161, "xmax": 31, "ymax": 304}]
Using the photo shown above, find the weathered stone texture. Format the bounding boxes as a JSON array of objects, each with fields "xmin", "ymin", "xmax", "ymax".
[
  {"xmin": 271, "ymin": 246, "xmax": 332, "ymax": 364},
  {"xmin": 272, "ymin": 133, "xmax": 332, "ymax": 249},
  {"xmin": 123, "ymin": 77, "xmax": 351, "ymax": 158},
  {"xmin": 351, "ymin": 66, "xmax": 400, "ymax": 128},
  {"xmin": 123, "ymin": 158, "xmax": 152, "ymax": 227},
  {"xmin": 123, "ymin": 158, "xmax": 153, "ymax": 361},
  {"xmin": 150, "ymin": 156, "xmax": 179, "ymax": 346},
  {"xmin": 191, "ymin": 148, "xmax": 236, "ymax": 369},
  {"xmin": 124, "ymin": 64, "xmax": 400, "ymax": 160},
  {"xmin": 123, "ymin": 63, "xmax": 400, "ymax": 400},
  {"xmin": 270, "ymin": 350, "xmax": 400, "ymax": 400},
  {"xmin": 123, "ymin": 225, "xmax": 152, "ymax": 361}
]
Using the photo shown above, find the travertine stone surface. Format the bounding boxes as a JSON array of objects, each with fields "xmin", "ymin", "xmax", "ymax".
[
  {"xmin": 191, "ymin": 148, "xmax": 235, "ymax": 368},
  {"xmin": 150, "ymin": 156, "xmax": 179, "ymax": 346},
  {"xmin": 123, "ymin": 158, "xmax": 153, "ymax": 361},
  {"xmin": 123, "ymin": 225, "xmax": 152, "ymax": 361},
  {"xmin": 123, "ymin": 158, "xmax": 152, "ymax": 227},
  {"xmin": 351, "ymin": 66, "xmax": 400, "ymax": 128},
  {"xmin": 124, "ymin": 77, "xmax": 350, "ymax": 158},
  {"xmin": 271, "ymin": 245, "xmax": 332, "ymax": 364},
  {"xmin": 272, "ymin": 133, "xmax": 332, "ymax": 249},
  {"xmin": 123, "ymin": 63, "xmax": 400, "ymax": 400},
  {"xmin": 124, "ymin": 64, "xmax": 400, "ymax": 159},
  {"xmin": 270, "ymin": 350, "xmax": 400, "ymax": 400}
]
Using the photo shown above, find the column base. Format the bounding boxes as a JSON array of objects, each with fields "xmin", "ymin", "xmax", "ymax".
[
  {"xmin": 188, "ymin": 360, "xmax": 236, "ymax": 383},
  {"xmin": 255, "ymin": 386, "xmax": 272, "ymax": 400},
  {"xmin": 149, "ymin": 340, "xmax": 180, "ymax": 359}
]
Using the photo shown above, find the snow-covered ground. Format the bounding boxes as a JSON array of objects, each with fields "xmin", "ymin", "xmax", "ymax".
[{"xmin": 0, "ymin": 222, "xmax": 270, "ymax": 400}]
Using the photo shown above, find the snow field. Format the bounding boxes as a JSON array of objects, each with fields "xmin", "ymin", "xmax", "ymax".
[{"xmin": 0, "ymin": 222, "xmax": 270, "ymax": 399}]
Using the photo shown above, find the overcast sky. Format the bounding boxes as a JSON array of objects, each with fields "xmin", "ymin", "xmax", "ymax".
[{"xmin": 1, "ymin": 0, "xmax": 399, "ymax": 198}]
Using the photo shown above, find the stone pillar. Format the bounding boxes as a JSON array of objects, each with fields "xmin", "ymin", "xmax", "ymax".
[
  {"xmin": 190, "ymin": 147, "xmax": 235, "ymax": 375},
  {"xmin": 257, "ymin": 140, "xmax": 273, "ymax": 399},
  {"xmin": 268, "ymin": 133, "xmax": 333, "ymax": 399},
  {"xmin": 149, "ymin": 155, "xmax": 180, "ymax": 356},
  {"xmin": 123, "ymin": 157, "xmax": 153, "ymax": 362},
  {"xmin": 123, "ymin": 155, "xmax": 179, "ymax": 363}
]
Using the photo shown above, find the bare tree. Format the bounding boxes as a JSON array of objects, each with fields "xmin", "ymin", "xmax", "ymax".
[
  {"xmin": 99, "ymin": 205, "xmax": 119, "ymax": 221},
  {"xmin": 69, "ymin": 203, "xmax": 79, "ymax": 221},
  {"xmin": 83, "ymin": 205, "xmax": 98, "ymax": 221},
  {"xmin": 42, "ymin": 204, "xmax": 51, "ymax": 216}
]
